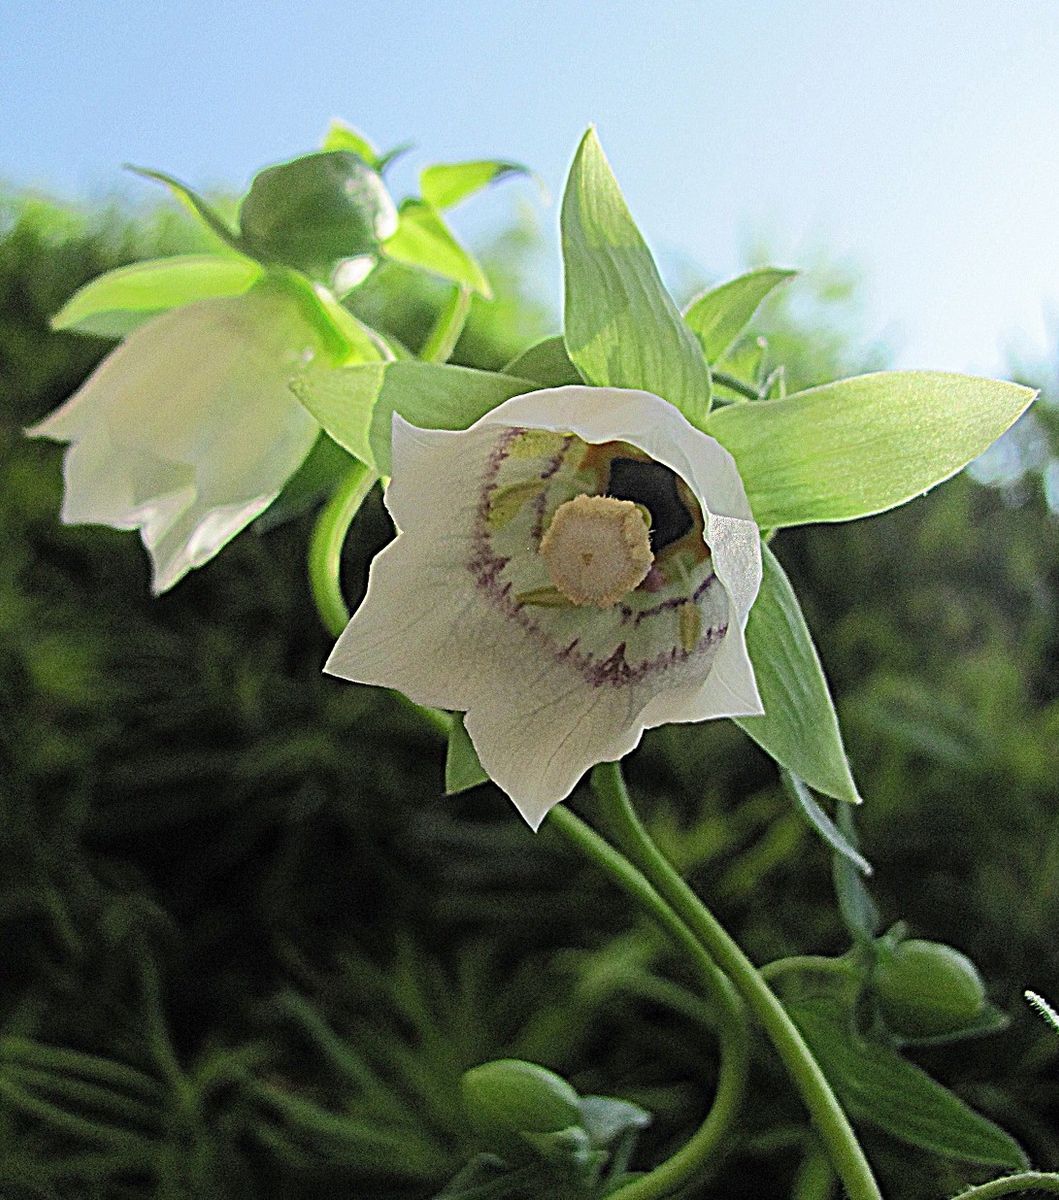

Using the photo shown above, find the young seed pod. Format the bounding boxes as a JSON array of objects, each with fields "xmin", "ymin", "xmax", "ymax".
[
  {"xmin": 238, "ymin": 151, "xmax": 397, "ymax": 280},
  {"xmin": 460, "ymin": 1059, "xmax": 583, "ymax": 1150},
  {"xmin": 875, "ymin": 938, "xmax": 987, "ymax": 1038}
]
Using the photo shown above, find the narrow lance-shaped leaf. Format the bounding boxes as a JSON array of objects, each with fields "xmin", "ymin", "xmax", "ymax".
[
  {"xmin": 125, "ymin": 165, "xmax": 243, "ymax": 252},
  {"xmin": 788, "ymin": 999, "xmax": 1028, "ymax": 1169},
  {"xmin": 735, "ymin": 544, "xmax": 860, "ymax": 804},
  {"xmin": 684, "ymin": 267, "xmax": 796, "ymax": 363},
  {"xmin": 504, "ymin": 335, "xmax": 583, "ymax": 388},
  {"xmin": 561, "ymin": 128, "xmax": 712, "ymax": 426},
  {"xmin": 784, "ymin": 772, "xmax": 871, "ymax": 875},
  {"xmin": 421, "ymin": 160, "xmax": 533, "ymax": 210},
  {"xmin": 51, "ymin": 255, "xmax": 261, "ymax": 339},
  {"xmin": 708, "ymin": 371, "xmax": 1037, "ymax": 528},
  {"xmin": 833, "ymin": 804, "xmax": 880, "ymax": 944},
  {"xmin": 291, "ymin": 361, "xmax": 534, "ymax": 475},
  {"xmin": 384, "ymin": 200, "xmax": 492, "ymax": 296}
]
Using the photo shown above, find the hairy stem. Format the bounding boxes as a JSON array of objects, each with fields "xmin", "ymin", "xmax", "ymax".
[
  {"xmin": 589, "ymin": 761, "xmax": 882, "ymax": 1200},
  {"xmin": 954, "ymin": 1175, "xmax": 1059, "ymax": 1199}
]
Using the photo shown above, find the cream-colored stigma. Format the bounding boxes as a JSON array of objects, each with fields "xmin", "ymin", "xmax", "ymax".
[{"xmin": 539, "ymin": 494, "xmax": 654, "ymax": 608}]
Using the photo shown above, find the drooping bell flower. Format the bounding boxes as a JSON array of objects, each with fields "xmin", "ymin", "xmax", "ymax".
[
  {"xmin": 28, "ymin": 281, "xmax": 327, "ymax": 593},
  {"xmin": 325, "ymin": 385, "xmax": 763, "ymax": 828}
]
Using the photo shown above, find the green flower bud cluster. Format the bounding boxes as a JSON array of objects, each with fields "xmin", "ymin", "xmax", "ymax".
[{"xmin": 457, "ymin": 1059, "xmax": 650, "ymax": 1190}]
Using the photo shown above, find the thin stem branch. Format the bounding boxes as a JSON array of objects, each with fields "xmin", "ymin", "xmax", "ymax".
[
  {"xmin": 421, "ymin": 285, "xmax": 472, "ymax": 363},
  {"xmin": 307, "ymin": 460, "xmax": 378, "ymax": 637},
  {"xmin": 589, "ymin": 761, "xmax": 882, "ymax": 1200},
  {"xmin": 548, "ymin": 806, "xmax": 749, "ymax": 1200},
  {"xmin": 711, "ymin": 369, "xmax": 760, "ymax": 402},
  {"xmin": 954, "ymin": 1175, "xmax": 1059, "ymax": 1199}
]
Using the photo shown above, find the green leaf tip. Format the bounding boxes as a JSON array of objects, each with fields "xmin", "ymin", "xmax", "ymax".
[
  {"xmin": 684, "ymin": 267, "xmax": 797, "ymax": 364},
  {"xmin": 709, "ymin": 371, "xmax": 1037, "ymax": 529},
  {"xmin": 125, "ymin": 164, "xmax": 242, "ymax": 251},
  {"xmin": 561, "ymin": 127, "xmax": 712, "ymax": 427}
]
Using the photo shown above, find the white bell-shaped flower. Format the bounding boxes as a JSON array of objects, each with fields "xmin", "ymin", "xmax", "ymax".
[
  {"xmin": 28, "ymin": 282, "xmax": 325, "ymax": 593},
  {"xmin": 326, "ymin": 386, "xmax": 764, "ymax": 828}
]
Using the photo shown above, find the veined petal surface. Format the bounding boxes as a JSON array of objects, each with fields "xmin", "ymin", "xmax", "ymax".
[
  {"xmin": 29, "ymin": 283, "xmax": 324, "ymax": 592},
  {"xmin": 326, "ymin": 386, "xmax": 763, "ymax": 827}
]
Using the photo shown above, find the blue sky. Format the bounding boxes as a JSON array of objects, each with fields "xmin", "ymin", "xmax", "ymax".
[{"xmin": 4, "ymin": 1, "xmax": 1059, "ymax": 374}]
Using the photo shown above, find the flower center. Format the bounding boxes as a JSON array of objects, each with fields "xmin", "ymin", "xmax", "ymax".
[{"xmin": 539, "ymin": 494, "xmax": 654, "ymax": 608}]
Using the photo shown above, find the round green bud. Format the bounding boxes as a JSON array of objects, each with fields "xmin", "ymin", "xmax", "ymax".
[
  {"xmin": 238, "ymin": 151, "xmax": 398, "ymax": 280},
  {"xmin": 875, "ymin": 939, "xmax": 987, "ymax": 1037},
  {"xmin": 461, "ymin": 1059, "xmax": 582, "ymax": 1148}
]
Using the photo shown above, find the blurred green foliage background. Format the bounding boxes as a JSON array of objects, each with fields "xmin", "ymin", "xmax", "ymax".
[{"xmin": 2, "ymin": 190, "xmax": 1057, "ymax": 1199}]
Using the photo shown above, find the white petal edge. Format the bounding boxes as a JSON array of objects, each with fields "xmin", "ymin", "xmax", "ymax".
[
  {"xmin": 27, "ymin": 287, "xmax": 324, "ymax": 591},
  {"xmin": 329, "ymin": 386, "xmax": 764, "ymax": 828}
]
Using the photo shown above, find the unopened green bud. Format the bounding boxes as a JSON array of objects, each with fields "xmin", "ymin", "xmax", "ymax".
[
  {"xmin": 460, "ymin": 1059, "xmax": 582, "ymax": 1148},
  {"xmin": 875, "ymin": 939, "xmax": 987, "ymax": 1037},
  {"xmin": 238, "ymin": 151, "xmax": 398, "ymax": 280}
]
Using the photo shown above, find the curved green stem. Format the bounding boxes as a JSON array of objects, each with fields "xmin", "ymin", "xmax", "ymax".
[
  {"xmin": 589, "ymin": 761, "xmax": 882, "ymax": 1200},
  {"xmin": 711, "ymin": 369, "xmax": 760, "ymax": 402},
  {"xmin": 548, "ymin": 807, "xmax": 749, "ymax": 1200},
  {"xmin": 760, "ymin": 955, "xmax": 856, "ymax": 984},
  {"xmin": 307, "ymin": 460, "xmax": 378, "ymax": 637},
  {"xmin": 954, "ymin": 1175, "xmax": 1059, "ymax": 1199},
  {"xmin": 421, "ymin": 284, "xmax": 472, "ymax": 363}
]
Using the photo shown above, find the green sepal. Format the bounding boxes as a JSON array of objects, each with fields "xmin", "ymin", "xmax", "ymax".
[
  {"xmin": 421, "ymin": 160, "xmax": 534, "ymax": 210},
  {"xmin": 707, "ymin": 371, "xmax": 1037, "ymax": 528},
  {"xmin": 735, "ymin": 544, "xmax": 860, "ymax": 804},
  {"xmin": 50, "ymin": 254, "xmax": 261, "ymax": 339},
  {"xmin": 125, "ymin": 165, "xmax": 242, "ymax": 251},
  {"xmin": 272, "ymin": 270, "xmax": 387, "ymax": 366},
  {"xmin": 560, "ymin": 128, "xmax": 712, "ymax": 426},
  {"xmin": 504, "ymin": 335, "xmax": 584, "ymax": 388},
  {"xmin": 238, "ymin": 151, "xmax": 398, "ymax": 281},
  {"xmin": 291, "ymin": 361, "xmax": 534, "ymax": 475},
  {"xmin": 446, "ymin": 714, "xmax": 489, "ymax": 794},
  {"xmin": 384, "ymin": 200, "xmax": 492, "ymax": 296},
  {"xmin": 683, "ymin": 267, "xmax": 795, "ymax": 363}
]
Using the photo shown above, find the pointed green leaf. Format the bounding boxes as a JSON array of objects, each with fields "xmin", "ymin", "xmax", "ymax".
[
  {"xmin": 784, "ymin": 772, "xmax": 871, "ymax": 875},
  {"xmin": 561, "ymin": 129, "xmax": 711, "ymax": 425},
  {"xmin": 274, "ymin": 270, "xmax": 386, "ymax": 365},
  {"xmin": 291, "ymin": 361, "xmax": 533, "ymax": 475},
  {"xmin": 683, "ymin": 268, "xmax": 796, "ymax": 363},
  {"xmin": 384, "ymin": 200, "xmax": 491, "ymax": 296},
  {"xmin": 503, "ymin": 336, "xmax": 583, "ymax": 388},
  {"xmin": 446, "ymin": 714, "xmax": 489, "ymax": 794},
  {"xmin": 735, "ymin": 544, "xmax": 860, "ymax": 804},
  {"xmin": 789, "ymin": 999, "xmax": 1027, "ymax": 1169},
  {"xmin": 321, "ymin": 119, "xmax": 379, "ymax": 165},
  {"xmin": 51, "ymin": 255, "xmax": 261, "ymax": 338},
  {"xmin": 708, "ymin": 372, "xmax": 1037, "ymax": 528},
  {"xmin": 126, "ymin": 165, "xmax": 242, "ymax": 251},
  {"xmin": 421, "ymin": 160, "xmax": 532, "ymax": 210}
]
